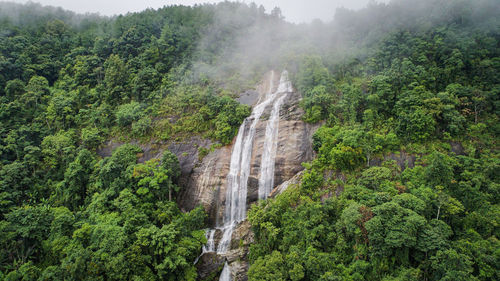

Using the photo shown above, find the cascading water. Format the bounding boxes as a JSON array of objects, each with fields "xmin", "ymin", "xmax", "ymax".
[
  {"xmin": 217, "ymin": 87, "xmax": 271, "ymax": 252},
  {"xmin": 203, "ymin": 229, "xmax": 216, "ymax": 253},
  {"xmin": 200, "ymin": 70, "xmax": 292, "ymax": 281},
  {"xmin": 217, "ymin": 71, "xmax": 282, "ymax": 254},
  {"xmin": 258, "ymin": 71, "xmax": 292, "ymax": 199},
  {"xmin": 219, "ymin": 262, "xmax": 231, "ymax": 281}
]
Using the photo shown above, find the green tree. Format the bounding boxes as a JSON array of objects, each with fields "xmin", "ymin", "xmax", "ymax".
[
  {"xmin": 115, "ymin": 101, "xmax": 143, "ymax": 127},
  {"xmin": 103, "ymin": 54, "xmax": 129, "ymax": 103},
  {"xmin": 56, "ymin": 149, "xmax": 96, "ymax": 210}
]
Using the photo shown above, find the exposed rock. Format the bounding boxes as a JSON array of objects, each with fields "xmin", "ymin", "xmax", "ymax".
[
  {"xmin": 237, "ymin": 89, "xmax": 260, "ymax": 106},
  {"xmin": 368, "ymin": 151, "xmax": 417, "ymax": 171},
  {"xmin": 180, "ymin": 71, "xmax": 317, "ymax": 280},
  {"xmin": 224, "ymin": 220, "xmax": 253, "ymax": 281},
  {"xmin": 179, "ymin": 72, "xmax": 317, "ymax": 226},
  {"xmin": 450, "ymin": 141, "xmax": 466, "ymax": 155},
  {"xmin": 270, "ymin": 170, "xmax": 304, "ymax": 198},
  {"xmin": 168, "ymin": 137, "xmax": 212, "ymax": 175},
  {"xmin": 178, "ymin": 145, "xmax": 232, "ymax": 224},
  {"xmin": 385, "ymin": 151, "xmax": 417, "ymax": 171},
  {"xmin": 196, "ymin": 252, "xmax": 225, "ymax": 280},
  {"xmin": 196, "ymin": 220, "xmax": 253, "ymax": 281},
  {"xmin": 230, "ymin": 260, "xmax": 249, "ymax": 281},
  {"xmin": 97, "ymin": 137, "xmax": 213, "ymax": 188}
]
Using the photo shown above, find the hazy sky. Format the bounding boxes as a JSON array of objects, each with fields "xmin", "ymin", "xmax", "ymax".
[{"xmin": 8, "ymin": 0, "xmax": 390, "ymax": 23}]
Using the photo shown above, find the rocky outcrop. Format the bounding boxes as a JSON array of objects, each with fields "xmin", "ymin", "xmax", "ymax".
[
  {"xmin": 178, "ymin": 72, "xmax": 317, "ymax": 225},
  {"xmin": 180, "ymin": 71, "xmax": 316, "ymax": 280},
  {"xmin": 178, "ymin": 145, "xmax": 232, "ymax": 224},
  {"xmin": 97, "ymin": 137, "xmax": 213, "ymax": 188},
  {"xmin": 270, "ymin": 170, "xmax": 304, "ymax": 198},
  {"xmin": 196, "ymin": 220, "xmax": 254, "ymax": 281}
]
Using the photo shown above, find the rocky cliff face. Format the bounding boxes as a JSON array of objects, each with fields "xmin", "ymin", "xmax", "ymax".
[
  {"xmin": 99, "ymin": 71, "xmax": 316, "ymax": 280},
  {"xmin": 178, "ymin": 71, "xmax": 316, "ymax": 280},
  {"xmin": 178, "ymin": 72, "xmax": 316, "ymax": 225},
  {"xmin": 98, "ymin": 136, "xmax": 213, "ymax": 189}
]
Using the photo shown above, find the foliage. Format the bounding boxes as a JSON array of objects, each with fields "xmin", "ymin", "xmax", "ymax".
[
  {"xmin": 0, "ymin": 0, "xmax": 498, "ymax": 280},
  {"xmin": 249, "ymin": 1, "xmax": 500, "ymax": 280}
]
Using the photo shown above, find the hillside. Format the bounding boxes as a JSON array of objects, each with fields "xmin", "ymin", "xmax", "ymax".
[{"xmin": 0, "ymin": 0, "xmax": 499, "ymax": 280}]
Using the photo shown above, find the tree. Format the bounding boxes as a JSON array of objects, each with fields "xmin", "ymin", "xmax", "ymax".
[
  {"xmin": 365, "ymin": 201, "xmax": 426, "ymax": 265},
  {"xmin": 248, "ymin": 251, "xmax": 287, "ymax": 281},
  {"xmin": 358, "ymin": 167, "xmax": 392, "ymax": 190},
  {"xmin": 296, "ymin": 56, "xmax": 329, "ymax": 96},
  {"xmin": 57, "ymin": 149, "xmax": 96, "ymax": 210},
  {"xmin": 132, "ymin": 159, "xmax": 175, "ymax": 201},
  {"xmin": 132, "ymin": 66, "xmax": 160, "ymax": 101},
  {"xmin": 103, "ymin": 54, "xmax": 129, "ymax": 103},
  {"xmin": 93, "ymin": 144, "xmax": 142, "ymax": 199},
  {"xmin": 424, "ymin": 152, "xmax": 455, "ymax": 188},
  {"xmin": 368, "ymin": 75, "xmax": 395, "ymax": 117},
  {"xmin": 161, "ymin": 150, "xmax": 181, "ymax": 184},
  {"xmin": 430, "ymin": 249, "xmax": 478, "ymax": 281},
  {"xmin": 45, "ymin": 90, "xmax": 77, "ymax": 130},
  {"xmin": 41, "ymin": 130, "xmax": 76, "ymax": 170},
  {"xmin": 115, "ymin": 101, "xmax": 143, "ymax": 127},
  {"xmin": 131, "ymin": 116, "xmax": 152, "ymax": 137},
  {"xmin": 80, "ymin": 127, "xmax": 104, "ymax": 150},
  {"xmin": 328, "ymin": 143, "xmax": 365, "ymax": 171},
  {"xmin": 1, "ymin": 205, "xmax": 54, "ymax": 266},
  {"xmin": 24, "ymin": 75, "xmax": 49, "ymax": 107},
  {"xmin": 131, "ymin": 150, "xmax": 180, "ymax": 202},
  {"xmin": 270, "ymin": 7, "xmax": 284, "ymax": 20},
  {"xmin": 4, "ymin": 79, "xmax": 25, "ymax": 100}
]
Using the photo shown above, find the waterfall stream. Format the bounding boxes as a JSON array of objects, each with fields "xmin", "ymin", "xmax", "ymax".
[
  {"xmin": 258, "ymin": 71, "xmax": 292, "ymax": 199},
  {"xmin": 200, "ymin": 70, "xmax": 292, "ymax": 281},
  {"xmin": 216, "ymin": 80, "xmax": 274, "ymax": 253},
  {"xmin": 203, "ymin": 229, "xmax": 216, "ymax": 253},
  {"xmin": 219, "ymin": 262, "xmax": 231, "ymax": 281}
]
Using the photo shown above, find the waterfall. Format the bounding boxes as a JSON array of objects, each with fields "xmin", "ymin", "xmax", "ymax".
[
  {"xmin": 211, "ymin": 70, "xmax": 291, "ymax": 280},
  {"xmin": 203, "ymin": 229, "xmax": 216, "ymax": 253},
  {"xmin": 219, "ymin": 262, "xmax": 231, "ymax": 281},
  {"xmin": 217, "ymin": 93, "xmax": 273, "ymax": 253},
  {"xmin": 263, "ymin": 70, "xmax": 275, "ymax": 100},
  {"xmin": 216, "ymin": 71, "xmax": 281, "ymax": 254},
  {"xmin": 199, "ymin": 70, "xmax": 291, "ymax": 266},
  {"xmin": 258, "ymin": 71, "xmax": 292, "ymax": 199}
]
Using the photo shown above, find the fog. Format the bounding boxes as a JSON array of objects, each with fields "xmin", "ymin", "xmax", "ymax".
[
  {"xmin": 188, "ymin": 0, "xmax": 499, "ymax": 87},
  {"xmin": 7, "ymin": 0, "xmax": 389, "ymax": 23},
  {"xmin": 3, "ymin": 0, "xmax": 497, "ymax": 88}
]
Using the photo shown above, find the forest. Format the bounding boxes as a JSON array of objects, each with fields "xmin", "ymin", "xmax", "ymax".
[{"xmin": 0, "ymin": 0, "xmax": 498, "ymax": 280}]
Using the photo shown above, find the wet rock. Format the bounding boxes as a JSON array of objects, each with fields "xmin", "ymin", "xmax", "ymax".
[
  {"xmin": 177, "ymin": 145, "xmax": 232, "ymax": 224},
  {"xmin": 196, "ymin": 252, "xmax": 225, "ymax": 280},
  {"xmin": 179, "ymin": 71, "xmax": 318, "ymax": 226},
  {"xmin": 270, "ymin": 170, "xmax": 303, "ymax": 198},
  {"xmin": 223, "ymin": 220, "xmax": 253, "ymax": 281}
]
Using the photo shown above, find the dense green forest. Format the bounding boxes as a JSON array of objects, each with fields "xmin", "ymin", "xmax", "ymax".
[
  {"xmin": 248, "ymin": 1, "xmax": 500, "ymax": 281},
  {"xmin": 0, "ymin": 1, "xmax": 265, "ymax": 280},
  {"xmin": 0, "ymin": 0, "xmax": 498, "ymax": 280}
]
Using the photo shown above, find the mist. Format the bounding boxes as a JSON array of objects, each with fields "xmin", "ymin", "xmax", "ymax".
[
  {"xmin": 2, "ymin": 0, "xmax": 498, "ymax": 89},
  {"xmin": 7, "ymin": 0, "xmax": 390, "ymax": 23},
  {"xmin": 188, "ymin": 0, "xmax": 500, "ymax": 88}
]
